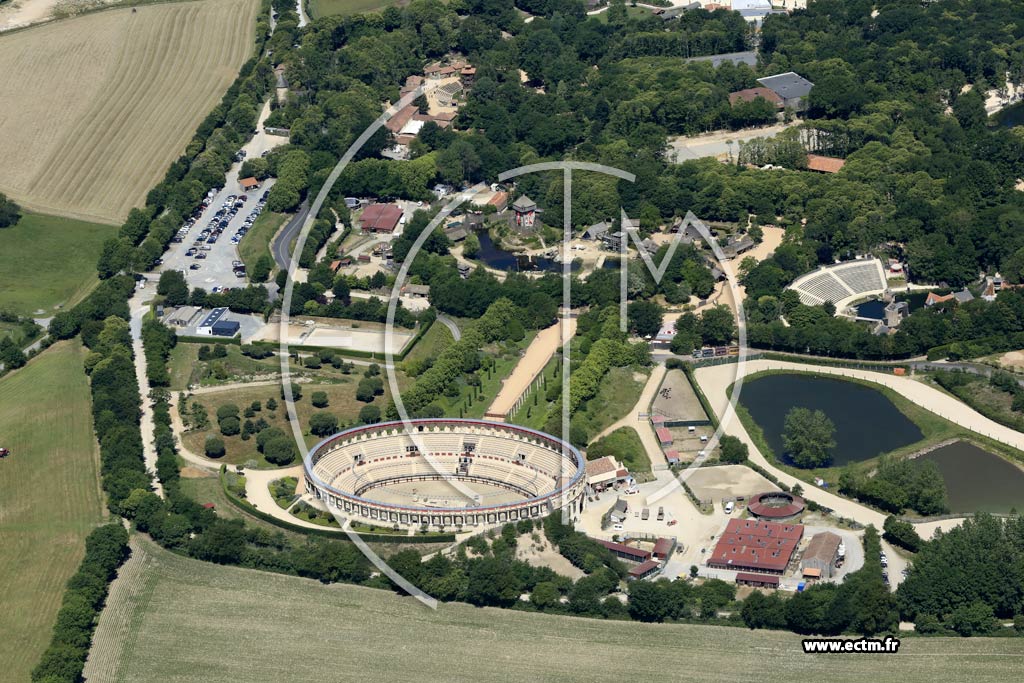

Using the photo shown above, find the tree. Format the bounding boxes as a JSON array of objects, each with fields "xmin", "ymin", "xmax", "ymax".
[
  {"xmin": 359, "ymin": 404, "xmax": 381, "ymax": 424},
  {"xmin": 309, "ymin": 412, "xmax": 339, "ymax": 437},
  {"xmin": 205, "ymin": 435, "xmax": 226, "ymax": 458},
  {"xmin": 0, "ymin": 192, "xmax": 21, "ymax": 228},
  {"xmin": 156, "ymin": 270, "xmax": 189, "ymax": 306},
  {"xmin": 311, "ymin": 391, "xmax": 329, "ymax": 408},
  {"xmin": 782, "ymin": 407, "xmax": 836, "ymax": 468},
  {"xmin": 627, "ymin": 300, "xmax": 664, "ymax": 337},
  {"xmin": 699, "ymin": 305, "xmax": 735, "ymax": 345},
  {"xmin": 219, "ymin": 416, "xmax": 241, "ymax": 436},
  {"xmin": 530, "ymin": 581, "xmax": 560, "ymax": 609},
  {"xmin": 719, "ymin": 435, "xmax": 748, "ymax": 464},
  {"xmin": 0, "ymin": 337, "xmax": 27, "ymax": 370},
  {"xmin": 263, "ymin": 435, "xmax": 297, "ymax": 465}
]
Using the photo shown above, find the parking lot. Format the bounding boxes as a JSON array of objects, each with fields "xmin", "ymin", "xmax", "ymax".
[
  {"xmin": 160, "ymin": 180, "xmax": 275, "ymax": 293},
  {"xmin": 157, "ymin": 99, "xmax": 286, "ymax": 293}
]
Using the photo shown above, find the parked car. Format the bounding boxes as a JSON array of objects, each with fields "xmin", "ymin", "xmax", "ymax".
[{"xmin": 189, "ymin": 263, "xmax": 201, "ymax": 270}]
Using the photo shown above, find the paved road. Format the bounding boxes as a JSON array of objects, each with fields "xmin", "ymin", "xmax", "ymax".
[
  {"xmin": 437, "ymin": 314, "xmax": 461, "ymax": 342},
  {"xmin": 272, "ymin": 199, "xmax": 310, "ymax": 271}
]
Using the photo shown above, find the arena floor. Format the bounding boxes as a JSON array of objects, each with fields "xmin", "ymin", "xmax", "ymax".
[
  {"xmin": 684, "ymin": 465, "xmax": 779, "ymax": 503},
  {"xmin": 357, "ymin": 479, "xmax": 531, "ymax": 508}
]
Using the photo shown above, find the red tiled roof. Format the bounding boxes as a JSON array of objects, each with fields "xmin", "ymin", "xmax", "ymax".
[
  {"xmin": 656, "ymin": 427, "xmax": 672, "ymax": 443},
  {"xmin": 805, "ymin": 154, "xmax": 846, "ymax": 173},
  {"xmin": 729, "ymin": 87, "xmax": 783, "ymax": 107},
  {"xmin": 747, "ymin": 491, "xmax": 805, "ymax": 519},
  {"xmin": 653, "ymin": 537, "xmax": 674, "ymax": 558},
  {"xmin": 385, "ymin": 104, "xmax": 418, "ymax": 133},
  {"xmin": 736, "ymin": 572, "xmax": 779, "ymax": 586},
  {"xmin": 239, "ymin": 177, "xmax": 260, "ymax": 189},
  {"xmin": 360, "ymin": 204, "xmax": 403, "ymax": 232},
  {"xmin": 597, "ymin": 539, "xmax": 651, "ymax": 562},
  {"xmin": 707, "ymin": 518, "xmax": 803, "ymax": 574},
  {"xmin": 628, "ymin": 559, "xmax": 661, "ymax": 577}
]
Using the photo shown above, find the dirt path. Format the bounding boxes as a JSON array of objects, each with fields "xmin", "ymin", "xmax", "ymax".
[
  {"xmin": 589, "ymin": 364, "xmax": 667, "ymax": 471},
  {"xmin": 485, "ymin": 318, "xmax": 575, "ymax": 419},
  {"xmin": 129, "ymin": 294, "xmax": 164, "ymax": 496}
]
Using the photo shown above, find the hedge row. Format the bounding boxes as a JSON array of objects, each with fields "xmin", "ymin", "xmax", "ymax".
[{"xmin": 30, "ymin": 524, "xmax": 130, "ymax": 683}]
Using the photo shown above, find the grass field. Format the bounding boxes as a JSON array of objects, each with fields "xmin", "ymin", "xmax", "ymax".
[
  {"xmin": 0, "ymin": 0, "xmax": 259, "ymax": 223},
  {"xmin": 0, "ymin": 211, "xmax": 115, "ymax": 315},
  {"xmin": 181, "ymin": 374, "xmax": 397, "ymax": 466},
  {"xmin": 84, "ymin": 535, "xmax": 1024, "ymax": 683},
  {"xmin": 308, "ymin": 0, "xmax": 401, "ymax": 19},
  {"xmin": 238, "ymin": 211, "xmax": 286, "ymax": 274},
  {"xmin": 0, "ymin": 341, "xmax": 105, "ymax": 683}
]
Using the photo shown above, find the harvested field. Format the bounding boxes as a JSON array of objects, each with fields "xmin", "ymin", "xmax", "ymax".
[
  {"xmin": 0, "ymin": 0, "xmax": 259, "ymax": 223},
  {"xmin": 86, "ymin": 535, "xmax": 1024, "ymax": 683},
  {"xmin": 0, "ymin": 342, "xmax": 105, "ymax": 682}
]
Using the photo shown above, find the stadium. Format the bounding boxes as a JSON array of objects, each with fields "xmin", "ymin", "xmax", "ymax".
[{"xmin": 303, "ymin": 419, "xmax": 588, "ymax": 530}]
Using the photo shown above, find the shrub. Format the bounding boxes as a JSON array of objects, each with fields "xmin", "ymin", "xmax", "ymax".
[
  {"xmin": 219, "ymin": 416, "xmax": 241, "ymax": 436},
  {"xmin": 309, "ymin": 412, "xmax": 339, "ymax": 437},
  {"xmin": 264, "ymin": 435, "xmax": 297, "ymax": 465},
  {"xmin": 216, "ymin": 403, "xmax": 240, "ymax": 421},
  {"xmin": 311, "ymin": 391, "xmax": 329, "ymax": 408},
  {"xmin": 205, "ymin": 436, "xmax": 226, "ymax": 458}
]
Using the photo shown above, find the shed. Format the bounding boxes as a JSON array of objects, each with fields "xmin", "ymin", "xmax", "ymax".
[
  {"xmin": 240, "ymin": 177, "xmax": 261, "ymax": 192},
  {"xmin": 735, "ymin": 572, "xmax": 780, "ymax": 588},
  {"xmin": 656, "ymin": 427, "xmax": 673, "ymax": 446},
  {"xmin": 800, "ymin": 531, "xmax": 842, "ymax": 579},
  {"xmin": 628, "ymin": 559, "xmax": 662, "ymax": 580}
]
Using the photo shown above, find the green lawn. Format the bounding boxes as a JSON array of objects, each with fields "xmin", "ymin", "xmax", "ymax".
[
  {"xmin": 0, "ymin": 341, "xmax": 105, "ymax": 683},
  {"xmin": 400, "ymin": 320, "xmax": 453, "ymax": 369},
  {"xmin": 587, "ymin": 426, "xmax": 651, "ymax": 476},
  {"xmin": 238, "ymin": 211, "xmax": 286, "ymax": 274},
  {"xmin": 85, "ymin": 535, "xmax": 1024, "ymax": 683},
  {"xmin": 307, "ymin": 0, "xmax": 403, "ymax": 18},
  {"xmin": 577, "ymin": 366, "xmax": 648, "ymax": 439},
  {"xmin": 0, "ymin": 211, "xmax": 116, "ymax": 316}
]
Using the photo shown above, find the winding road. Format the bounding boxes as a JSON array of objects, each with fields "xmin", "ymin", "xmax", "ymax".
[{"xmin": 271, "ymin": 199, "xmax": 310, "ymax": 271}]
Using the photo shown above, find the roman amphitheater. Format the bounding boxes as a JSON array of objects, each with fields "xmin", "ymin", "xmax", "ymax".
[
  {"xmin": 303, "ymin": 419, "xmax": 587, "ymax": 530},
  {"xmin": 787, "ymin": 258, "xmax": 887, "ymax": 308}
]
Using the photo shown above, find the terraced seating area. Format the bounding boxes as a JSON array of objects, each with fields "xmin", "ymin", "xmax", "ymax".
[{"xmin": 788, "ymin": 258, "xmax": 886, "ymax": 306}]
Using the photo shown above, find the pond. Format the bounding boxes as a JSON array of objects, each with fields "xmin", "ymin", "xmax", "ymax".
[
  {"xmin": 855, "ymin": 291, "xmax": 929, "ymax": 320},
  {"xmin": 917, "ymin": 441, "xmax": 1024, "ymax": 514},
  {"xmin": 473, "ymin": 230, "xmax": 579, "ymax": 273},
  {"xmin": 994, "ymin": 100, "xmax": 1024, "ymax": 128},
  {"xmin": 739, "ymin": 374, "xmax": 923, "ymax": 467}
]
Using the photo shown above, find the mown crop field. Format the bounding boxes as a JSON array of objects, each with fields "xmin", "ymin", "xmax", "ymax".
[
  {"xmin": 0, "ymin": 211, "xmax": 115, "ymax": 315},
  {"xmin": 0, "ymin": 341, "xmax": 105, "ymax": 683},
  {"xmin": 0, "ymin": 0, "xmax": 259, "ymax": 224},
  {"xmin": 85, "ymin": 536, "xmax": 1024, "ymax": 683}
]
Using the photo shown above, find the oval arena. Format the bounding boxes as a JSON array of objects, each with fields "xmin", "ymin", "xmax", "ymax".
[{"xmin": 303, "ymin": 419, "xmax": 587, "ymax": 530}]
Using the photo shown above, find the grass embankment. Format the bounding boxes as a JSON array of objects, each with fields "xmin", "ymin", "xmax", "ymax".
[
  {"xmin": 238, "ymin": 211, "xmax": 287, "ymax": 274},
  {"xmin": 0, "ymin": 342, "xmax": 105, "ymax": 682},
  {"xmin": 587, "ymin": 426, "xmax": 652, "ymax": 480},
  {"xmin": 84, "ymin": 535, "xmax": 1024, "ymax": 683},
  {"xmin": 730, "ymin": 369, "xmax": 1024, "ymax": 484},
  {"xmin": 0, "ymin": 212, "xmax": 115, "ymax": 315}
]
